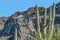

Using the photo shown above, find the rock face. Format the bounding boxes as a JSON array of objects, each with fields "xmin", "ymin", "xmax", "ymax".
[
  {"xmin": 17, "ymin": 18, "xmax": 35, "ymax": 40},
  {"xmin": 0, "ymin": 16, "xmax": 8, "ymax": 30},
  {"xmin": 0, "ymin": 16, "xmax": 36, "ymax": 40},
  {"xmin": 0, "ymin": 2, "xmax": 60, "ymax": 40},
  {"xmin": 0, "ymin": 20, "xmax": 4, "ymax": 30}
]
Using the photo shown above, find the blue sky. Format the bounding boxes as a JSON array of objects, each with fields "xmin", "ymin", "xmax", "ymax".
[{"xmin": 0, "ymin": 0, "xmax": 60, "ymax": 17}]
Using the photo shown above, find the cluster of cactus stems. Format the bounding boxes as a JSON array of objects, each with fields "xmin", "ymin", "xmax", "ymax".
[{"xmin": 35, "ymin": 3, "xmax": 56, "ymax": 40}]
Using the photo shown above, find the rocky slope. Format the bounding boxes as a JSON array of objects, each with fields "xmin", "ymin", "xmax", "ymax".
[{"xmin": 0, "ymin": 2, "xmax": 60, "ymax": 40}]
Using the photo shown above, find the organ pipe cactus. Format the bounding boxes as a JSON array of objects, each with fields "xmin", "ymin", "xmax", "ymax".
[
  {"xmin": 14, "ymin": 19, "xmax": 18, "ymax": 40},
  {"xmin": 44, "ymin": 8, "xmax": 47, "ymax": 26},
  {"xmin": 14, "ymin": 28, "xmax": 17, "ymax": 40},
  {"xmin": 47, "ymin": 3, "xmax": 56, "ymax": 40},
  {"xmin": 47, "ymin": 7, "xmax": 52, "ymax": 38},
  {"xmin": 49, "ymin": 7, "xmax": 52, "ymax": 32},
  {"xmin": 43, "ymin": 8, "xmax": 47, "ymax": 37},
  {"xmin": 47, "ymin": 7, "xmax": 53, "ymax": 40},
  {"xmin": 35, "ymin": 5, "xmax": 43, "ymax": 40},
  {"xmin": 35, "ymin": 3, "xmax": 56, "ymax": 40}
]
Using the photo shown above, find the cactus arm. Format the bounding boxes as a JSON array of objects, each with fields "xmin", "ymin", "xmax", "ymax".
[
  {"xmin": 47, "ymin": 3, "xmax": 56, "ymax": 40},
  {"xmin": 44, "ymin": 8, "xmax": 47, "ymax": 26},
  {"xmin": 47, "ymin": 7, "xmax": 52, "ymax": 37},
  {"xmin": 43, "ymin": 8, "xmax": 47, "ymax": 40},
  {"xmin": 44, "ymin": 8, "xmax": 47, "ymax": 35},
  {"xmin": 35, "ymin": 5, "xmax": 43, "ymax": 40},
  {"xmin": 14, "ymin": 28, "xmax": 17, "ymax": 40}
]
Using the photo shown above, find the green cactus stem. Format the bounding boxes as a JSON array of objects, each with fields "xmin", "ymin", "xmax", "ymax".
[
  {"xmin": 14, "ymin": 28, "xmax": 17, "ymax": 40},
  {"xmin": 35, "ymin": 5, "xmax": 43, "ymax": 40},
  {"xmin": 44, "ymin": 8, "xmax": 47, "ymax": 26},
  {"xmin": 43, "ymin": 8, "xmax": 47, "ymax": 40},
  {"xmin": 47, "ymin": 3, "xmax": 56, "ymax": 40}
]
